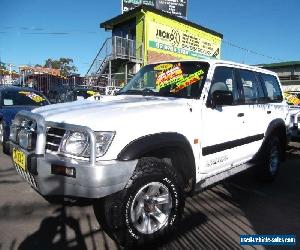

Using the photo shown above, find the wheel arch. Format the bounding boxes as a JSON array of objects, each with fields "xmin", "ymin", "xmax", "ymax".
[
  {"xmin": 117, "ymin": 133, "xmax": 196, "ymax": 193},
  {"xmin": 255, "ymin": 118, "xmax": 287, "ymax": 161}
]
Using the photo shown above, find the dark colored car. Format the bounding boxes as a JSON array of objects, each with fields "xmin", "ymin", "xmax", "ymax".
[
  {"xmin": 47, "ymin": 84, "xmax": 76, "ymax": 104},
  {"xmin": 0, "ymin": 86, "xmax": 50, "ymax": 153}
]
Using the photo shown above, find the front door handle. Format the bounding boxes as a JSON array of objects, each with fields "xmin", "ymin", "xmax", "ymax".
[
  {"xmin": 267, "ymin": 111, "xmax": 271, "ymax": 114},
  {"xmin": 237, "ymin": 113, "xmax": 244, "ymax": 117}
]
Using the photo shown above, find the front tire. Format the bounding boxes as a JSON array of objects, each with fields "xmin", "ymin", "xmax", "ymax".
[{"xmin": 93, "ymin": 157, "xmax": 185, "ymax": 248}]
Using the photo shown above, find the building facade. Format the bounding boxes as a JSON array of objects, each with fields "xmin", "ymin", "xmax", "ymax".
[
  {"xmin": 260, "ymin": 61, "xmax": 300, "ymax": 91},
  {"xmin": 86, "ymin": 5, "xmax": 223, "ymax": 86}
]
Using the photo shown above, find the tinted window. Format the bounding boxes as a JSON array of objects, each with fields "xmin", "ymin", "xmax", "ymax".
[
  {"xmin": 1, "ymin": 90, "xmax": 49, "ymax": 106},
  {"xmin": 238, "ymin": 69, "xmax": 263, "ymax": 103},
  {"xmin": 209, "ymin": 67, "xmax": 238, "ymax": 104},
  {"xmin": 260, "ymin": 74, "xmax": 282, "ymax": 102}
]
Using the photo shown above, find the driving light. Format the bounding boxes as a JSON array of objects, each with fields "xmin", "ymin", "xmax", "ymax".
[{"xmin": 10, "ymin": 125, "xmax": 18, "ymax": 142}]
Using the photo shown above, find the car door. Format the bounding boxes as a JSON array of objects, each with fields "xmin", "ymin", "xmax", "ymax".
[
  {"xmin": 233, "ymin": 68, "xmax": 267, "ymax": 159},
  {"xmin": 199, "ymin": 66, "xmax": 249, "ymax": 174}
]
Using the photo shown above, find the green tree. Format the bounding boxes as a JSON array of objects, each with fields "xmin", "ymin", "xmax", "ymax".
[
  {"xmin": 0, "ymin": 61, "xmax": 6, "ymax": 70},
  {"xmin": 44, "ymin": 58, "xmax": 77, "ymax": 76}
]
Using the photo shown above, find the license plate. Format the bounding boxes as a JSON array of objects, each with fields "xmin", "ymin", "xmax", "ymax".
[{"xmin": 12, "ymin": 148, "xmax": 27, "ymax": 171}]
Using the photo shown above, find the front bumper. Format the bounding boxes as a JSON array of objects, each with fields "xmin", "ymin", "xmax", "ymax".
[{"xmin": 10, "ymin": 142, "xmax": 137, "ymax": 198}]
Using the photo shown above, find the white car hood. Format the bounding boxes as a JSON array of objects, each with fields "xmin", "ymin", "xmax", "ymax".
[{"xmin": 33, "ymin": 95, "xmax": 193, "ymax": 131}]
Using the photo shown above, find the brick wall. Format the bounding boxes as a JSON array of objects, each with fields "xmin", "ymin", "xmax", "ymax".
[{"xmin": 147, "ymin": 51, "xmax": 180, "ymax": 64}]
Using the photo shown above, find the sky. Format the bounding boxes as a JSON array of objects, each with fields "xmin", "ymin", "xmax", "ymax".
[{"xmin": 0, "ymin": 0, "xmax": 299, "ymax": 75}]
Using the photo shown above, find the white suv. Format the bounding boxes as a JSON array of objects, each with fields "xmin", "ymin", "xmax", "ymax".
[{"xmin": 9, "ymin": 60, "xmax": 289, "ymax": 247}]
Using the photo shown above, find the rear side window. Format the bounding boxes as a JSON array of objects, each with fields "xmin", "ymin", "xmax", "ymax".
[
  {"xmin": 237, "ymin": 69, "xmax": 264, "ymax": 103},
  {"xmin": 1, "ymin": 90, "xmax": 49, "ymax": 106},
  {"xmin": 260, "ymin": 74, "xmax": 282, "ymax": 102}
]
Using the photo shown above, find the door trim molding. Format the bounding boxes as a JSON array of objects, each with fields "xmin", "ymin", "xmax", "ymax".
[{"xmin": 202, "ymin": 134, "xmax": 264, "ymax": 156}]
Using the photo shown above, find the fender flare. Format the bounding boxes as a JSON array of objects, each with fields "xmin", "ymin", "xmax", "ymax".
[
  {"xmin": 117, "ymin": 133, "xmax": 193, "ymax": 160},
  {"xmin": 265, "ymin": 118, "xmax": 286, "ymax": 139},
  {"xmin": 117, "ymin": 133, "xmax": 196, "ymax": 188}
]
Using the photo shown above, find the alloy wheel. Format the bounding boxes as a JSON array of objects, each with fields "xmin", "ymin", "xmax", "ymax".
[{"xmin": 130, "ymin": 182, "xmax": 172, "ymax": 234}]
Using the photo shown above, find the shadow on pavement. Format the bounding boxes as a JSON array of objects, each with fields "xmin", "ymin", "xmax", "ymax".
[
  {"xmin": 18, "ymin": 206, "xmax": 88, "ymax": 250},
  {"xmin": 141, "ymin": 210, "xmax": 208, "ymax": 250}
]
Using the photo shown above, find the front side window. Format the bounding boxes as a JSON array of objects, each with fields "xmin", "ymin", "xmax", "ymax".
[
  {"xmin": 118, "ymin": 61, "xmax": 209, "ymax": 99},
  {"xmin": 209, "ymin": 66, "xmax": 239, "ymax": 104},
  {"xmin": 1, "ymin": 90, "xmax": 49, "ymax": 106}
]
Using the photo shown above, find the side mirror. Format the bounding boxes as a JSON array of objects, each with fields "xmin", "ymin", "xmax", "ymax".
[{"xmin": 211, "ymin": 90, "xmax": 233, "ymax": 107}]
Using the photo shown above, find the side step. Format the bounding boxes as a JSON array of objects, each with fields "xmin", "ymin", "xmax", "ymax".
[{"xmin": 194, "ymin": 161, "xmax": 255, "ymax": 193}]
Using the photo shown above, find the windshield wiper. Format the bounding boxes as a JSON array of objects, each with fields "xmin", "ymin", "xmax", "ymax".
[
  {"xmin": 141, "ymin": 88, "xmax": 156, "ymax": 95},
  {"xmin": 117, "ymin": 90, "xmax": 141, "ymax": 95},
  {"xmin": 118, "ymin": 88, "xmax": 157, "ymax": 96}
]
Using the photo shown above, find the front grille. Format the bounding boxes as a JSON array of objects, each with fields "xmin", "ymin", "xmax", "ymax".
[{"xmin": 46, "ymin": 127, "xmax": 66, "ymax": 152}]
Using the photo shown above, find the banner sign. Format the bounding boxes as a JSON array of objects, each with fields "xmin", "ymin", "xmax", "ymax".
[
  {"xmin": 122, "ymin": 0, "xmax": 187, "ymax": 19},
  {"xmin": 155, "ymin": 0, "xmax": 187, "ymax": 19},
  {"xmin": 147, "ymin": 18, "xmax": 222, "ymax": 59},
  {"xmin": 122, "ymin": 0, "xmax": 155, "ymax": 13}
]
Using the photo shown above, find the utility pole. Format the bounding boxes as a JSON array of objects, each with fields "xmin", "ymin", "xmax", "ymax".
[{"xmin": 8, "ymin": 64, "xmax": 12, "ymax": 84}]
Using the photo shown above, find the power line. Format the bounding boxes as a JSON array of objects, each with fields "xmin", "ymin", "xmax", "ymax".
[{"xmin": 222, "ymin": 39, "xmax": 284, "ymax": 62}]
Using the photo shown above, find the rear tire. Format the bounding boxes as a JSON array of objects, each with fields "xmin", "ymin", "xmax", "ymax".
[
  {"xmin": 93, "ymin": 157, "xmax": 185, "ymax": 248},
  {"xmin": 3, "ymin": 141, "xmax": 10, "ymax": 155},
  {"xmin": 257, "ymin": 136, "xmax": 281, "ymax": 182},
  {"xmin": 0, "ymin": 121, "xmax": 10, "ymax": 155}
]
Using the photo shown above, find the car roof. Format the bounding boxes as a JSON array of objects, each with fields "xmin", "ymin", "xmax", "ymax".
[{"xmin": 147, "ymin": 59, "xmax": 277, "ymax": 76}]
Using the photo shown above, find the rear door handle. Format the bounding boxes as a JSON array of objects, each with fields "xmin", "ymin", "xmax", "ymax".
[
  {"xmin": 267, "ymin": 111, "xmax": 271, "ymax": 114},
  {"xmin": 237, "ymin": 113, "xmax": 244, "ymax": 117}
]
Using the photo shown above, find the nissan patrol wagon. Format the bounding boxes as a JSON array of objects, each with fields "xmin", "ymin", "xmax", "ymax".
[{"xmin": 9, "ymin": 59, "xmax": 289, "ymax": 247}]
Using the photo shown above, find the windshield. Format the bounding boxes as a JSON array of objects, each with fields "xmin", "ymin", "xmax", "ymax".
[
  {"xmin": 1, "ymin": 90, "xmax": 49, "ymax": 106},
  {"xmin": 119, "ymin": 61, "xmax": 209, "ymax": 98}
]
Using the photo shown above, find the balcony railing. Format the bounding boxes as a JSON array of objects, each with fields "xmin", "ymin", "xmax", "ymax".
[{"xmin": 86, "ymin": 36, "xmax": 143, "ymax": 77}]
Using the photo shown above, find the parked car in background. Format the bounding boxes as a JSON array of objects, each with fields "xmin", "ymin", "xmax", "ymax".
[
  {"xmin": 74, "ymin": 87, "xmax": 100, "ymax": 100},
  {"xmin": 283, "ymin": 91, "xmax": 300, "ymax": 106},
  {"xmin": 47, "ymin": 84, "xmax": 76, "ymax": 104},
  {"xmin": 0, "ymin": 86, "xmax": 50, "ymax": 153}
]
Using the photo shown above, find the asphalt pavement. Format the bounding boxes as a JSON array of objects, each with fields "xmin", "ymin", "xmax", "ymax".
[{"xmin": 0, "ymin": 143, "xmax": 299, "ymax": 250}]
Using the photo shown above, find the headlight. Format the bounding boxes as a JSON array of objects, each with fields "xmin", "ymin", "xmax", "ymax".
[
  {"xmin": 60, "ymin": 131, "xmax": 89, "ymax": 157},
  {"xmin": 94, "ymin": 131, "xmax": 115, "ymax": 157},
  {"xmin": 60, "ymin": 131, "xmax": 115, "ymax": 158}
]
